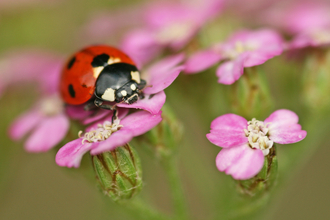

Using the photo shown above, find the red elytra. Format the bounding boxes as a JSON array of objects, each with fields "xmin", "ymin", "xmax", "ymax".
[{"xmin": 60, "ymin": 45, "xmax": 136, "ymax": 105}]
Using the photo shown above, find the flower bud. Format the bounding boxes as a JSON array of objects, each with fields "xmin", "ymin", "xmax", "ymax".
[
  {"xmin": 237, "ymin": 146, "xmax": 278, "ymax": 196},
  {"xmin": 92, "ymin": 144, "xmax": 142, "ymax": 201},
  {"xmin": 141, "ymin": 104, "xmax": 183, "ymax": 159},
  {"xmin": 302, "ymin": 49, "xmax": 330, "ymax": 111},
  {"xmin": 228, "ymin": 66, "xmax": 273, "ymax": 119}
]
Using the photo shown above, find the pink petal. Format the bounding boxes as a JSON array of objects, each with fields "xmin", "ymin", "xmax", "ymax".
[
  {"xmin": 243, "ymin": 46, "xmax": 283, "ymax": 67},
  {"xmin": 289, "ymin": 34, "xmax": 313, "ymax": 49},
  {"xmin": 144, "ymin": 2, "xmax": 195, "ymax": 28},
  {"xmin": 143, "ymin": 54, "xmax": 185, "ymax": 94},
  {"xmin": 184, "ymin": 50, "xmax": 222, "ymax": 73},
  {"xmin": 65, "ymin": 104, "xmax": 93, "ymax": 120},
  {"xmin": 216, "ymin": 144, "xmax": 264, "ymax": 180},
  {"xmin": 9, "ymin": 108, "xmax": 43, "ymax": 140},
  {"xmin": 56, "ymin": 139, "xmax": 99, "ymax": 168},
  {"xmin": 264, "ymin": 109, "xmax": 307, "ymax": 144},
  {"xmin": 90, "ymin": 111, "xmax": 162, "ymax": 155},
  {"xmin": 25, "ymin": 114, "xmax": 69, "ymax": 152},
  {"xmin": 90, "ymin": 129, "xmax": 133, "ymax": 155},
  {"xmin": 86, "ymin": 108, "xmax": 129, "ymax": 132},
  {"xmin": 120, "ymin": 110, "xmax": 162, "ymax": 136},
  {"xmin": 268, "ymin": 128, "xmax": 307, "ymax": 144},
  {"xmin": 264, "ymin": 109, "xmax": 299, "ymax": 128},
  {"xmin": 117, "ymin": 91, "xmax": 166, "ymax": 114},
  {"xmin": 82, "ymin": 109, "xmax": 112, "ymax": 125},
  {"xmin": 38, "ymin": 62, "xmax": 62, "ymax": 94},
  {"xmin": 121, "ymin": 30, "xmax": 162, "ymax": 67},
  {"xmin": 207, "ymin": 113, "xmax": 248, "ymax": 148},
  {"xmin": 284, "ymin": 3, "xmax": 330, "ymax": 34},
  {"xmin": 243, "ymin": 30, "xmax": 283, "ymax": 67},
  {"xmin": 223, "ymin": 29, "xmax": 283, "ymax": 68},
  {"xmin": 216, "ymin": 57, "xmax": 244, "ymax": 85},
  {"xmin": 0, "ymin": 49, "xmax": 63, "ymax": 94}
]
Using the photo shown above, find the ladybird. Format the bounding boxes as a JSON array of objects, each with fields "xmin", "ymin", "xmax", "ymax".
[{"xmin": 60, "ymin": 45, "xmax": 146, "ymax": 110}]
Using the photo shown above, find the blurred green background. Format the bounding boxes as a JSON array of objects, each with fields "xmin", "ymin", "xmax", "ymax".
[{"xmin": 1, "ymin": 0, "xmax": 330, "ymax": 219}]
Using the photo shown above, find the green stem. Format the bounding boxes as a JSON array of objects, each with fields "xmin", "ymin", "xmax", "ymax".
[
  {"xmin": 162, "ymin": 156, "xmax": 189, "ymax": 220},
  {"xmin": 120, "ymin": 198, "xmax": 171, "ymax": 220}
]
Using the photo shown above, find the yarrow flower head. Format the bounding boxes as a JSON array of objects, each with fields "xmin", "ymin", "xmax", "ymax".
[
  {"xmin": 56, "ymin": 109, "xmax": 162, "ymax": 168},
  {"xmin": 287, "ymin": 3, "xmax": 330, "ymax": 48},
  {"xmin": 257, "ymin": 1, "xmax": 330, "ymax": 49},
  {"xmin": 121, "ymin": 0, "xmax": 223, "ymax": 65},
  {"xmin": 206, "ymin": 109, "xmax": 307, "ymax": 180},
  {"xmin": 0, "ymin": 49, "xmax": 62, "ymax": 98},
  {"xmin": 6, "ymin": 50, "xmax": 68, "ymax": 153},
  {"xmin": 185, "ymin": 29, "xmax": 284, "ymax": 84}
]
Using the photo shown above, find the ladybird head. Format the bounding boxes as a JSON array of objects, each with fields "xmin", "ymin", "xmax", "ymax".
[
  {"xmin": 94, "ymin": 63, "xmax": 146, "ymax": 104},
  {"xmin": 115, "ymin": 81, "xmax": 140, "ymax": 104}
]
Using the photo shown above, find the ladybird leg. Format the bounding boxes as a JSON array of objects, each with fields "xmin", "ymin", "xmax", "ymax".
[
  {"xmin": 94, "ymin": 98, "xmax": 115, "ymax": 110},
  {"xmin": 84, "ymin": 101, "xmax": 97, "ymax": 111},
  {"xmin": 111, "ymin": 108, "xmax": 119, "ymax": 124}
]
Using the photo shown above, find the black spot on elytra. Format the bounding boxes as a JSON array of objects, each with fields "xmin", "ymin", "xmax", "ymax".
[
  {"xmin": 91, "ymin": 54, "xmax": 110, "ymax": 67},
  {"xmin": 67, "ymin": 56, "xmax": 76, "ymax": 69},
  {"xmin": 68, "ymin": 84, "xmax": 75, "ymax": 98}
]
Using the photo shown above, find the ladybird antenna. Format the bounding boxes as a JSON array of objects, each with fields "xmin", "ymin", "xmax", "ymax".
[{"xmin": 139, "ymin": 84, "xmax": 152, "ymax": 92}]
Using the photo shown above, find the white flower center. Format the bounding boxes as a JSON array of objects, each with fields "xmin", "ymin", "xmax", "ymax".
[
  {"xmin": 39, "ymin": 95, "xmax": 64, "ymax": 116},
  {"xmin": 79, "ymin": 119, "xmax": 123, "ymax": 144},
  {"xmin": 244, "ymin": 118, "xmax": 273, "ymax": 156},
  {"xmin": 156, "ymin": 22, "xmax": 193, "ymax": 44},
  {"xmin": 224, "ymin": 41, "xmax": 258, "ymax": 60}
]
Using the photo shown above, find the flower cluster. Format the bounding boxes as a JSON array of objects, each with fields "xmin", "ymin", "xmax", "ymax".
[{"xmin": 4, "ymin": 0, "xmax": 315, "ymax": 188}]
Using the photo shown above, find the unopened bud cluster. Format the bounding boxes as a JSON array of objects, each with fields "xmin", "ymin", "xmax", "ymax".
[{"xmin": 92, "ymin": 144, "xmax": 142, "ymax": 201}]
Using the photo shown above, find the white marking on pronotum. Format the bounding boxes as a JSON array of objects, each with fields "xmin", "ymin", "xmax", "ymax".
[
  {"xmin": 130, "ymin": 84, "xmax": 136, "ymax": 91},
  {"xmin": 107, "ymin": 57, "xmax": 121, "ymax": 65},
  {"xmin": 93, "ymin": 66, "xmax": 104, "ymax": 78},
  {"xmin": 102, "ymin": 88, "xmax": 116, "ymax": 101},
  {"xmin": 131, "ymin": 71, "xmax": 141, "ymax": 83},
  {"xmin": 121, "ymin": 90, "xmax": 127, "ymax": 97}
]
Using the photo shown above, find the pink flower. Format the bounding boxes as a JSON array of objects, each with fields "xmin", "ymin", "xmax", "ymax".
[
  {"xmin": 9, "ymin": 94, "xmax": 69, "ymax": 152},
  {"xmin": 257, "ymin": 1, "xmax": 330, "ymax": 48},
  {"xmin": 185, "ymin": 29, "xmax": 284, "ymax": 85},
  {"xmin": 121, "ymin": 0, "xmax": 223, "ymax": 65},
  {"xmin": 206, "ymin": 109, "xmax": 307, "ymax": 180},
  {"xmin": 116, "ymin": 54, "xmax": 185, "ymax": 114},
  {"xmin": 0, "ymin": 49, "xmax": 63, "ymax": 98},
  {"xmin": 286, "ymin": 3, "xmax": 330, "ymax": 48},
  {"xmin": 56, "ymin": 110, "xmax": 162, "ymax": 168},
  {"xmin": 7, "ymin": 49, "xmax": 69, "ymax": 153},
  {"xmin": 65, "ymin": 104, "xmax": 113, "ymax": 125}
]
